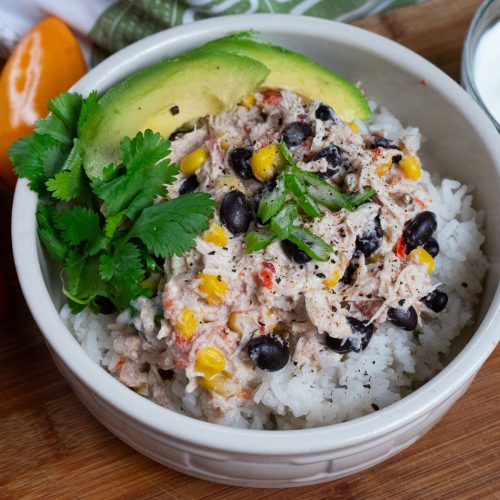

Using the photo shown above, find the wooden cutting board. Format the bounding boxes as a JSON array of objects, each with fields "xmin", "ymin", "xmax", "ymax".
[{"xmin": 1, "ymin": 0, "xmax": 498, "ymax": 497}]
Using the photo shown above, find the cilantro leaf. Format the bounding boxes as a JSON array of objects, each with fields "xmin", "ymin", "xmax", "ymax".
[
  {"xmin": 46, "ymin": 162, "xmax": 89, "ymax": 201},
  {"xmin": 120, "ymin": 129, "xmax": 172, "ymax": 173},
  {"xmin": 48, "ymin": 92, "xmax": 83, "ymax": 137},
  {"xmin": 77, "ymin": 91, "xmax": 99, "ymax": 136},
  {"xmin": 10, "ymin": 134, "xmax": 66, "ymax": 193},
  {"xmin": 33, "ymin": 92, "xmax": 83, "ymax": 145},
  {"xmin": 36, "ymin": 204, "xmax": 68, "ymax": 263},
  {"xmin": 64, "ymin": 251, "xmax": 107, "ymax": 307},
  {"xmin": 54, "ymin": 206, "xmax": 107, "ymax": 256},
  {"xmin": 99, "ymin": 242, "xmax": 146, "ymax": 308},
  {"xmin": 127, "ymin": 193, "xmax": 215, "ymax": 257},
  {"xmin": 91, "ymin": 130, "xmax": 179, "ymax": 221}
]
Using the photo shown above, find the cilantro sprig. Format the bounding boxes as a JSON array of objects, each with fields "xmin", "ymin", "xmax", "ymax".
[
  {"xmin": 10, "ymin": 92, "xmax": 215, "ymax": 313},
  {"xmin": 245, "ymin": 140, "xmax": 376, "ymax": 260}
]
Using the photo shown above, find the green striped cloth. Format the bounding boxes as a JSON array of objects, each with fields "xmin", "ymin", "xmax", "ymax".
[{"xmin": 90, "ymin": 0, "xmax": 421, "ymax": 64}]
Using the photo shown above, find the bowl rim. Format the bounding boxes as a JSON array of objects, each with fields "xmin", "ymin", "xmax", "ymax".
[{"xmin": 12, "ymin": 14, "xmax": 500, "ymax": 456}]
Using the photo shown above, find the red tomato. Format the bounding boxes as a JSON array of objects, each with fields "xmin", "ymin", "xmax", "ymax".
[
  {"xmin": 263, "ymin": 89, "xmax": 282, "ymax": 106},
  {"xmin": 394, "ymin": 236, "xmax": 406, "ymax": 260},
  {"xmin": 256, "ymin": 269, "xmax": 274, "ymax": 290}
]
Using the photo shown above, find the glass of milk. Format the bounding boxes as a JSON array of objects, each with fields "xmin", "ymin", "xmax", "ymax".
[{"xmin": 462, "ymin": 0, "xmax": 500, "ymax": 131}]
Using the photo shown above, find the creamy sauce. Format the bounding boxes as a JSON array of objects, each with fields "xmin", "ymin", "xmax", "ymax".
[{"xmin": 474, "ymin": 20, "xmax": 500, "ymax": 124}]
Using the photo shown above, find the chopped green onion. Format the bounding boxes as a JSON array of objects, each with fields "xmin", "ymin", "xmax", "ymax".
[
  {"xmin": 278, "ymin": 138, "xmax": 296, "ymax": 166},
  {"xmin": 245, "ymin": 227, "xmax": 276, "ymax": 253},
  {"xmin": 287, "ymin": 226, "xmax": 333, "ymax": 261},
  {"xmin": 348, "ymin": 187, "xmax": 376, "ymax": 208},
  {"xmin": 285, "ymin": 171, "xmax": 323, "ymax": 218},
  {"xmin": 270, "ymin": 201, "xmax": 297, "ymax": 240},
  {"xmin": 256, "ymin": 173, "xmax": 286, "ymax": 223},
  {"xmin": 296, "ymin": 169, "xmax": 350, "ymax": 211}
]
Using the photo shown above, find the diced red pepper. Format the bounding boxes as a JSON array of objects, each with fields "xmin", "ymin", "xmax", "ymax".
[
  {"xmin": 262, "ymin": 261, "xmax": 276, "ymax": 273},
  {"xmin": 115, "ymin": 358, "xmax": 125, "ymax": 369},
  {"xmin": 414, "ymin": 197, "xmax": 426, "ymax": 208},
  {"xmin": 256, "ymin": 269, "xmax": 273, "ymax": 290},
  {"xmin": 263, "ymin": 89, "xmax": 282, "ymax": 106},
  {"xmin": 394, "ymin": 236, "xmax": 406, "ymax": 260}
]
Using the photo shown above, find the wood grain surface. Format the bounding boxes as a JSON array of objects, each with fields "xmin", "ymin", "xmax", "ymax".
[{"xmin": 1, "ymin": 0, "xmax": 499, "ymax": 498}]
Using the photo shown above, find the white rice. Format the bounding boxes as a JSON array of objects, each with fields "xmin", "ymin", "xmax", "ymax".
[{"xmin": 60, "ymin": 103, "xmax": 488, "ymax": 430}]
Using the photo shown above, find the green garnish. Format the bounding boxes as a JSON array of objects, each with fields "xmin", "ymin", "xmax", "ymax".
[
  {"xmin": 288, "ymin": 226, "xmax": 333, "ymax": 262},
  {"xmin": 10, "ymin": 91, "xmax": 215, "ymax": 313},
  {"xmin": 246, "ymin": 140, "xmax": 375, "ymax": 259},
  {"xmin": 244, "ymin": 226, "xmax": 276, "ymax": 253},
  {"xmin": 256, "ymin": 173, "xmax": 286, "ymax": 223},
  {"xmin": 270, "ymin": 202, "xmax": 298, "ymax": 240}
]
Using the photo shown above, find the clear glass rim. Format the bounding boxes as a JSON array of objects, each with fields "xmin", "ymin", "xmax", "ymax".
[{"xmin": 461, "ymin": 0, "xmax": 500, "ymax": 131}]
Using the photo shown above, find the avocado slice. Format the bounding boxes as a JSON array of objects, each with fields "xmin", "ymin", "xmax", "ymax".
[
  {"xmin": 200, "ymin": 34, "xmax": 371, "ymax": 122},
  {"xmin": 80, "ymin": 50, "xmax": 270, "ymax": 178}
]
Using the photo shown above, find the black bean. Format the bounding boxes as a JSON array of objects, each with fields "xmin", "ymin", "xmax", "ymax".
[
  {"xmin": 229, "ymin": 147, "xmax": 253, "ymax": 180},
  {"xmin": 315, "ymin": 104, "xmax": 336, "ymax": 122},
  {"xmin": 247, "ymin": 333, "xmax": 290, "ymax": 372},
  {"xmin": 179, "ymin": 175, "xmax": 199, "ymax": 194},
  {"xmin": 281, "ymin": 239, "xmax": 311, "ymax": 264},
  {"xmin": 282, "ymin": 121, "xmax": 313, "ymax": 147},
  {"xmin": 370, "ymin": 137, "xmax": 400, "ymax": 150},
  {"xmin": 403, "ymin": 211, "xmax": 437, "ymax": 252},
  {"xmin": 220, "ymin": 190, "xmax": 252, "ymax": 235},
  {"xmin": 325, "ymin": 317, "xmax": 375, "ymax": 353},
  {"xmin": 387, "ymin": 306, "xmax": 418, "ymax": 331},
  {"xmin": 421, "ymin": 290, "xmax": 448, "ymax": 312},
  {"xmin": 314, "ymin": 144, "xmax": 345, "ymax": 178},
  {"xmin": 341, "ymin": 260, "xmax": 358, "ymax": 284},
  {"xmin": 94, "ymin": 296, "xmax": 117, "ymax": 315},
  {"xmin": 422, "ymin": 237, "xmax": 439, "ymax": 258},
  {"xmin": 158, "ymin": 369, "xmax": 175, "ymax": 381},
  {"xmin": 355, "ymin": 216, "xmax": 383, "ymax": 258}
]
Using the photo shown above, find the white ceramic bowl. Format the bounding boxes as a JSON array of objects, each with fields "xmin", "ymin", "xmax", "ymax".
[{"xmin": 11, "ymin": 15, "xmax": 500, "ymax": 488}]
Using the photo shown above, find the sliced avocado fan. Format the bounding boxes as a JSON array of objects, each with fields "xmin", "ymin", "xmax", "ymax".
[
  {"xmin": 79, "ymin": 36, "xmax": 371, "ymax": 178},
  {"xmin": 79, "ymin": 50, "xmax": 269, "ymax": 178},
  {"xmin": 200, "ymin": 34, "xmax": 371, "ymax": 123}
]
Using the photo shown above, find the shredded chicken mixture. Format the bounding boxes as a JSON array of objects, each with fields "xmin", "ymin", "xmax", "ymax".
[{"xmin": 106, "ymin": 89, "xmax": 442, "ymax": 415}]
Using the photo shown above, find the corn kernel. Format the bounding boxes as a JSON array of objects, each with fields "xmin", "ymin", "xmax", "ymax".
[
  {"xmin": 197, "ymin": 374, "xmax": 229, "ymax": 395},
  {"xmin": 349, "ymin": 121, "xmax": 360, "ymax": 133},
  {"xmin": 399, "ymin": 155, "xmax": 421, "ymax": 181},
  {"xmin": 323, "ymin": 268, "xmax": 340, "ymax": 288},
  {"xmin": 136, "ymin": 383, "xmax": 149, "ymax": 396},
  {"xmin": 203, "ymin": 223, "xmax": 228, "ymax": 247},
  {"xmin": 409, "ymin": 247, "xmax": 434, "ymax": 274},
  {"xmin": 180, "ymin": 147, "xmax": 208, "ymax": 175},
  {"xmin": 251, "ymin": 144, "xmax": 283, "ymax": 182},
  {"xmin": 375, "ymin": 160, "xmax": 392, "ymax": 177},
  {"xmin": 240, "ymin": 93, "xmax": 256, "ymax": 109},
  {"xmin": 175, "ymin": 308, "xmax": 199, "ymax": 339},
  {"xmin": 228, "ymin": 311, "xmax": 243, "ymax": 334},
  {"xmin": 215, "ymin": 173, "xmax": 243, "ymax": 190},
  {"xmin": 195, "ymin": 347, "xmax": 225, "ymax": 378},
  {"xmin": 197, "ymin": 273, "xmax": 228, "ymax": 305},
  {"xmin": 368, "ymin": 253, "xmax": 383, "ymax": 263},
  {"xmin": 220, "ymin": 135, "xmax": 242, "ymax": 151}
]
